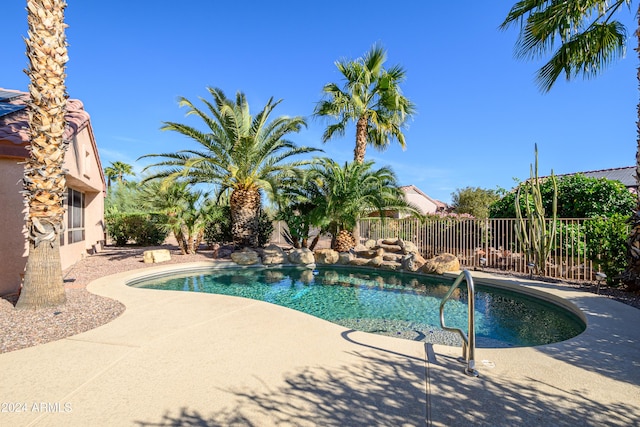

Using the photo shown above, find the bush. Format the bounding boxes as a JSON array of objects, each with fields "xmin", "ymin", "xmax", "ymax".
[
  {"xmin": 105, "ymin": 213, "xmax": 169, "ymax": 246},
  {"xmin": 490, "ymin": 174, "xmax": 635, "ymax": 218},
  {"xmin": 584, "ymin": 214, "xmax": 630, "ymax": 287}
]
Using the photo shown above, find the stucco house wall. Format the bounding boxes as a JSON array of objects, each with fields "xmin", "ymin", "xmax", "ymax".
[{"xmin": 0, "ymin": 89, "xmax": 105, "ymax": 298}]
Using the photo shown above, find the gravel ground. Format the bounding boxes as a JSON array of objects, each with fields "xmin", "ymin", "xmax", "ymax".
[{"xmin": 1, "ymin": 245, "xmax": 639, "ymax": 354}]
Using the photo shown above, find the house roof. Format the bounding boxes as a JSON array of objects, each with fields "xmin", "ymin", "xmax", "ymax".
[
  {"xmin": 0, "ymin": 88, "xmax": 91, "ymax": 148},
  {"xmin": 0, "ymin": 87, "xmax": 105, "ymax": 189},
  {"xmin": 400, "ymin": 185, "xmax": 448, "ymax": 210},
  {"xmin": 553, "ymin": 167, "xmax": 636, "ymax": 189}
]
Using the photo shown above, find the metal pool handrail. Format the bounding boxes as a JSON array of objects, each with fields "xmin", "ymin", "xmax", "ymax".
[{"xmin": 439, "ymin": 270, "xmax": 479, "ymax": 377}]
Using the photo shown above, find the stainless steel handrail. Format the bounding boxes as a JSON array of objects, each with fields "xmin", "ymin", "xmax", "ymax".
[{"xmin": 439, "ymin": 270, "xmax": 479, "ymax": 377}]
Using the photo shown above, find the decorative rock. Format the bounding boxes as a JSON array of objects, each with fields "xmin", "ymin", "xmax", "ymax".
[
  {"xmin": 356, "ymin": 248, "xmax": 384, "ymax": 259},
  {"xmin": 349, "ymin": 257, "xmax": 371, "ymax": 267},
  {"xmin": 383, "ymin": 253, "xmax": 404, "ymax": 262},
  {"xmin": 364, "ymin": 239, "xmax": 377, "ymax": 249},
  {"xmin": 367, "ymin": 256, "xmax": 384, "ymax": 267},
  {"xmin": 353, "ymin": 244, "xmax": 368, "ymax": 252},
  {"xmin": 420, "ymin": 253, "xmax": 460, "ymax": 275},
  {"xmin": 288, "ymin": 248, "xmax": 315, "ymax": 265},
  {"xmin": 381, "ymin": 238, "xmax": 400, "ymax": 245},
  {"xmin": 231, "ymin": 248, "xmax": 261, "ymax": 265},
  {"xmin": 314, "ymin": 249, "xmax": 339, "ymax": 265},
  {"xmin": 380, "ymin": 261, "xmax": 402, "ymax": 271},
  {"xmin": 260, "ymin": 244, "xmax": 287, "ymax": 265},
  {"xmin": 143, "ymin": 249, "xmax": 171, "ymax": 264},
  {"xmin": 378, "ymin": 243, "xmax": 402, "ymax": 253},
  {"xmin": 338, "ymin": 252, "xmax": 353, "ymax": 265},
  {"xmin": 403, "ymin": 253, "xmax": 426, "ymax": 272},
  {"xmin": 400, "ymin": 240, "xmax": 419, "ymax": 255}
]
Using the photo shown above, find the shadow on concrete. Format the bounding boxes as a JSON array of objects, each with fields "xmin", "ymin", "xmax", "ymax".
[{"xmin": 134, "ymin": 335, "xmax": 427, "ymax": 426}]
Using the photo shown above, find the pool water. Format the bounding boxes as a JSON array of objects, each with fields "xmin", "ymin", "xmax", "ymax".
[{"xmin": 130, "ymin": 266, "xmax": 586, "ymax": 348}]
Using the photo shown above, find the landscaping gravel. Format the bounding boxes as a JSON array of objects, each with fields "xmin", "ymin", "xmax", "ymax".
[{"xmin": 1, "ymin": 245, "xmax": 639, "ymax": 354}]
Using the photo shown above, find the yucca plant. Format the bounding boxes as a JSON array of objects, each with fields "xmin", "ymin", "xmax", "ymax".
[{"xmin": 17, "ymin": 0, "xmax": 69, "ymax": 309}]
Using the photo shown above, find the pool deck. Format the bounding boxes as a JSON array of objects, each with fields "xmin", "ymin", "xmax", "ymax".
[{"xmin": 1, "ymin": 262, "xmax": 639, "ymax": 426}]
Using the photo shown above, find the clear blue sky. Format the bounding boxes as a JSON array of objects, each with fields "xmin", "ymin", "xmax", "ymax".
[{"xmin": 1, "ymin": 1, "xmax": 637, "ymax": 204}]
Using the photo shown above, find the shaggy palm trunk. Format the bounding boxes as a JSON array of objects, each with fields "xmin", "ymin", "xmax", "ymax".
[
  {"xmin": 353, "ymin": 115, "xmax": 368, "ymax": 164},
  {"xmin": 230, "ymin": 187, "xmax": 261, "ymax": 248},
  {"xmin": 16, "ymin": 0, "xmax": 69, "ymax": 309},
  {"xmin": 622, "ymin": 11, "xmax": 640, "ymax": 292}
]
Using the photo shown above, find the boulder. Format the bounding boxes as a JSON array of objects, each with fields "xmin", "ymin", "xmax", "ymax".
[
  {"xmin": 338, "ymin": 252, "xmax": 354, "ymax": 265},
  {"xmin": 400, "ymin": 240, "xmax": 419, "ymax": 255},
  {"xmin": 259, "ymin": 244, "xmax": 287, "ymax": 265},
  {"xmin": 349, "ymin": 257, "xmax": 371, "ymax": 267},
  {"xmin": 356, "ymin": 248, "xmax": 385, "ymax": 259},
  {"xmin": 143, "ymin": 249, "xmax": 171, "ymax": 264},
  {"xmin": 378, "ymin": 243, "xmax": 402, "ymax": 253},
  {"xmin": 380, "ymin": 261, "xmax": 402, "ymax": 271},
  {"xmin": 353, "ymin": 244, "xmax": 368, "ymax": 252},
  {"xmin": 288, "ymin": 248, "xmax": 315, "ymax": 265},
  {"xmin": 380, "ymin": 238, "xmax": 400, "ymax": 246},
  {"xmin": 364, "ymin": 239, "xmax": 377, "ymax": 249},
  {"xmin": 367, "ymin": 256, "xmax": 384, "ymax": 267},
  {"xmin": 402, "ymin": 253, "xmax": 426, "ymax": 272},
  {"xmin": 231, "ymin": 248, "xmax": 261, "ymax": 265},
  {"xmin": 383, "ymin": 253, "xmax": 404, "ymax": 262},
  {"xmin": 314, "ymin": 249, "xmax": 339, "ymax": 265},
  {"xmin": 420, "ymin": 253, "xmax": 460, "ymax": 275}
]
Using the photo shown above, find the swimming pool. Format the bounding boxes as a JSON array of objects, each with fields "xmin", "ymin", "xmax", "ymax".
[{"xmin": 129, "ymin": 266, "xmax": 586, "ymax": 348}]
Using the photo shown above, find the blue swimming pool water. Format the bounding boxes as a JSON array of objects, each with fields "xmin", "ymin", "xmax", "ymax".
[{"xmin": 130, "ymin": 266, "xmax": 585, "ymax": 348}]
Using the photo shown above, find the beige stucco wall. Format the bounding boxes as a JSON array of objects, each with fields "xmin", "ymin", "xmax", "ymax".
[
  {"xmin": 0, "ymin": 126, "xmax": 105, "ymax": 297},
  {"xmin": 0, "ymin": 159, "xmax": 29, "ymax": 296}
]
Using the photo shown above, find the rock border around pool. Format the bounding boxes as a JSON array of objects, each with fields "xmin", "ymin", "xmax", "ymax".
[{"xmin": 229, "ymin": 239, "xmax": 460, "ymax": 275}]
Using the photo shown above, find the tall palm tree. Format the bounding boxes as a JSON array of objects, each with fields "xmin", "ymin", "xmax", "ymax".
[
  {"xmin": 141, "ymin": 87, "xmax": 320, "ymax": 248},
  {"xmin": 104, "ymin": 161, "xmax": 134, "ymax": 189},
  {"xmin": 500, "ymin": 0, "xmax": 640, "ymax": 290},
  {"xmin": 314, "ymin": 44, "xmax": 416, "ymax": 164},
  {"xmin": 303, "ymin": 158, "xmax": 420, "ymax": 251},
  {"xmin": 16, "ymin": 0, "xmax": 69, "ymax": 309}
]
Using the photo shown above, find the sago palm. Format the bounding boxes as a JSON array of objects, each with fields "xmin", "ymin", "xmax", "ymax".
[
  {"xmin": 141, "ymin": 87, "xmax": 319, "ymax": 248},
  {"xmin": 17, "ymin": 0, "xmax": 69, "ymax": 309},
  {"xmin": 314, "ymin": 44, "xmax": 416, "ymax": 164},
  {"xmin": 501, "ymin": 0, "xmax": 640, "ymax": 289}
]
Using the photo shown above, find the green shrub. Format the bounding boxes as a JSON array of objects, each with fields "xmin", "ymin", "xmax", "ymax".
[
  {"xmin": 584, "ymin": 214, "xmax": 630, "ymax": 287},
  {"xmin": 204, "ymin": 206, "xmax": 273, "ymax": 247},
  {"xmin": 105, "ymin": 213, "xmax": 169, "ymax": 246}
]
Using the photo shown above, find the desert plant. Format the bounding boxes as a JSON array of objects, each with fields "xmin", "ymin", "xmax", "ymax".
[{"xmin": 515, "ymin": 145, "xmax": 557, "ymax": 275}]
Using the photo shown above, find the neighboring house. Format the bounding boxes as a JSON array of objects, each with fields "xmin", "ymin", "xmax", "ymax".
[
  {"xmin": 553, "ymin": 167, "xmax": 637, "ymax": 193},
  {"xmin": 0, "ymin": 88, "xmax": 105, "ymax": 298},
  {"xmin": 398, "ymin": 185, "xmax": 447, "ymax": 217}
]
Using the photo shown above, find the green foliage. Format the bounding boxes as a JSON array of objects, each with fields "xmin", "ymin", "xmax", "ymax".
[
  {"xmin": 105, "ymin": 213, "xmax": 169, "ymax": 246},
  {"xmin": 490, "ymin": 174, "xmax": 635, "ymax": 219},
  {"xmin": 105, "ymin": 181, "xmax": 142, "ymax": 215},
  {"xmin": 450, "ymin": 186, "xmax": 500, "ymax": 219},
  {"xmin": 585, "ymin": 214, "xmax": 630, "ymax": 287},
  {"xmin": 275, "ymin": 203, "xmax": 315, "ymax": 249},
  {"xmin": 515, "ymin": 146, "xmax": 557, "ymax": 275}
]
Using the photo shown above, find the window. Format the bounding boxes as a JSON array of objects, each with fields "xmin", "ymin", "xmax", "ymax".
[{"xmin": 67, "ymin": 188, "xmax": 85, "ymax": 244}]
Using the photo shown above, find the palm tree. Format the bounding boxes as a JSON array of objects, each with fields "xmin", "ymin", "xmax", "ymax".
[
  {"xmin": 500, "ymin": 1, "xmax": 640, "ymax": 290},
  {"xmin": 16, "ymin": 0, "xmax": 69, "ymax": 309},
  {"xmin": 314, "ymin": 44, "xmax": 416, "ymax": 164},
  {"xmin": 104, "ymin": 161, "xmax": 134, "ymax": 189},
  {"xmin": 303, "ymin": 158, "xmax": 420, "ymax": 251},
  {"xmin": 141, "ymin": 87, "xmax": 320, "ymax": 248},
  {"xmin": 138, "ymin": 180, "xmax": 212, "ymax": 254}
]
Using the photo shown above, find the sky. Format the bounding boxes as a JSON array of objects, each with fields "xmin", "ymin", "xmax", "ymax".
[{"xmin": 1, "ymin": 1, "xmax": 637, "ymax": 204}]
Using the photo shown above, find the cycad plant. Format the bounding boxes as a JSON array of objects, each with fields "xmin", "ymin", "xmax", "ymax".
[{"xmin": 141, "ymin": 87, "xmax": 319, "ymax": 248}]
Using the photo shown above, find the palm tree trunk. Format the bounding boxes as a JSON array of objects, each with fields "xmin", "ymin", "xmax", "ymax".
[
  {"xmin": 622, "ymin": 9, "xmax": 640, "ymax": 291},
  {"xmin": 354, "ymin": 115, "xmax": 368, "ymax": 164},
  {"xmin": 16, "ymin": 0, "xmax": 69, "ymax": 309},
  {"xmin": 230, "ymin": 187, "xmax": 261, "ymax": 248}
]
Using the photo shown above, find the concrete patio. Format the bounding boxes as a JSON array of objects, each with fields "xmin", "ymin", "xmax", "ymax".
[{"xmin": 1, "ymin": 263, "xmax": 639, "ymax": 426}]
